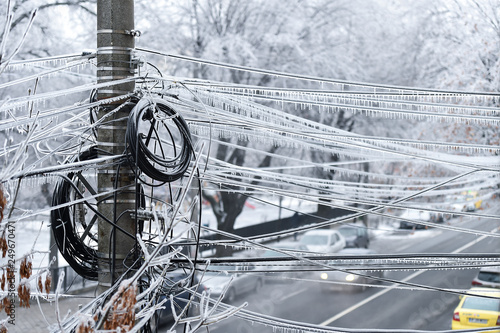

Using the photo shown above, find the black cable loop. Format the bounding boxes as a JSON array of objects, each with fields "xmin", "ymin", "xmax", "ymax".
[
  {"xmin": 126, "ymin": 97, "xmax": 193, "ymax": 183},
  {"xmin": 89, "ymin": 89, "xmax": 98, "ymax": 138},
  {"xmin": 57, "ymin": 173, "xmax": 137, "ymax": 240},
  {"xmin": 51, "ymin": 148, "xmax": 100, "ymax": 280},
  {"xmin": 50, "ymin": 147, "xmax": 146, "ymax": 280}
]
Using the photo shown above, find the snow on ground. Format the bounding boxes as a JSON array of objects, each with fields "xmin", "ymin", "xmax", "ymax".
[{"xmin": 201, "ymin": 196, "xmax": 318, "ymax": 230}]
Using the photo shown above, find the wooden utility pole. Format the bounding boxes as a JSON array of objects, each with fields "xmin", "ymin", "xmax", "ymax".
[{"xmin": 96, "ymin": 0, "xmax": 136, "ymax": 294}]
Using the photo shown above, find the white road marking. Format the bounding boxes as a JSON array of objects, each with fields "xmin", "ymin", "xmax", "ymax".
[
  {"xmin": 277, "ymin": 286, "xmax": 309, "ymax": 302},
  {"xmin": 319, "ymin": 227, "xmax": 498, "ymax": 326}
]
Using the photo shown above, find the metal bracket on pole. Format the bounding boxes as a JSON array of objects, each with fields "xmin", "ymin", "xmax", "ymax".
[{"xmin": 97, "ymin": 29, "xmax": 141, "ymax": 37}]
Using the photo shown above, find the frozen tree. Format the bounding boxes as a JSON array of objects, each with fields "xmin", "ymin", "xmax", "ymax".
[
  {"xmin": 408, "ymin": 0, "xmax": 500, "ymax": 157},
  {"xmin": 0, "ymin": 0, "xmax": 95, "ymax": 59},
  {"xmin": 0, "ymin": 0, "xmax": 97, "ymax": 205},
  {"xmin": 136, "ymin": 0, "xmax": 414, "ymax": 255}
]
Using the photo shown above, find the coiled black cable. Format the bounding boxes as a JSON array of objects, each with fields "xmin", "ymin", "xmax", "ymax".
[
  {"xmin": 126, "ymin": 97, "xmax": 193, "ymax": 183},
  {"xmin": 51, "ymin": 148, "xmax": 100, "ymax": 280},
  {"xmin": 51, "ymin": 147, "xmax": 146, "ymax": 280}
]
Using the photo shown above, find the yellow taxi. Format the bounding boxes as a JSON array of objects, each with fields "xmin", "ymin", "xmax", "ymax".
[{"xmin": 452, "ymin": 288, "xmax": 500, "ymax": 331}]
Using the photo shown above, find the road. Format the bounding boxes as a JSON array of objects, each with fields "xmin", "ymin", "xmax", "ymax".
[{"xmin": 161, "ymin": 214, "xmax": 500, "ymax": 332}]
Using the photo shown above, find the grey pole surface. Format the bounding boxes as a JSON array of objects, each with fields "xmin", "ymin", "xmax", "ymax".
[{"xmin": 96, "ymin": 0, "xmax": 136, "ymax": 294}]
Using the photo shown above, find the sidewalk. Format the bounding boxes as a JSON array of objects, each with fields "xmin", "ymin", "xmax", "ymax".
[{"xmin": 6, "ymin": 289, "xmax": 96, "ymax": 333}]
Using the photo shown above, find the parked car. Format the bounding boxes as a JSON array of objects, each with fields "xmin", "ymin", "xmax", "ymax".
[
  {"xmin": 451, "ymin": 287, "xmax": 500, "ymax": 330},
  {"xmin": 398, "ymin": 210, "xmax": 431, "ymax": 229},
  {"xmin": 260, "ymin": 242, "xmax": 309, "ymax": 280},
  {"xmin": 429, "ymin": 212, "xmax": 444, "ymax": 223},
  {"xmin": 147, "ymin": 269, "xmax": 202, "ymax": 328},
  {"xmin": 472, "ymin": 267, "xmax": 500, "ymax": 289},
  {"xmin": 317, "ymin": 248, "xmax": 384, "ymax": 292},
  {"xmin": 299, "ymin": 229, "xmax": 346, "ymax": 254},
  {"xmin": 202, "ymin": 264, "xmax": 263, "ymax": 303},
  {"xmin": 337, "ymin": 225, "xmax": 370, "ymax": 248}
]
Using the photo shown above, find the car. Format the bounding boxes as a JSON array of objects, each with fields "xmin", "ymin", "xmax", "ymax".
[
  {"xmin": 260, "ymin": 242, "xmax": 309, "ymax": 281},
  {"xmin": 201, "ymin": 264, "xmax": 263, "ymax": 303},
  {"xmin": 317, "ymin": 248, "xmax": 384, "ymax": 292},
  {"xmin": 337, "ymin": 225, "xmax": 370, "ymax": 248},
  {"xmin": 463, "ymin": 190, "xmax": 482, "ymax": 211},
  {"xmin": 299, "ymin": 229, "xmax": 346, "ymax": 254},
  {"xmin": 429, "ymin": 212, "xmax": 444, "ymax": 223},
  {"xmin": 398, "ymin": 210, "xmax": 431, "ymax": 229},
  {"xmin": 451, "ymin": 287, "xmax": 500, "ymax": 331},
  {"xmin": 147, "ymin": 268, "xmax": 203, "ymax": 329},
  {"xmin": 472, "ymin": 267, "xmax": 500, "ymax": 289},
  {"xmin": 447, "ymin": 192, "xmax": 482, "ymax": 216},
  {"xmin": 444, "ymin": 195, "xmax": 466, "ymax": 219}
]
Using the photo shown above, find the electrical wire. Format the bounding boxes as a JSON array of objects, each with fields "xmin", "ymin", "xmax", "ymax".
[{"xmin": 136, "ymin": 47, "xmax": 500, "ymax": 96}]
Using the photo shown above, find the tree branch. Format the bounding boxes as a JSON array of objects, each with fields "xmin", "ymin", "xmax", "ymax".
[{"xmin": 10, "ymin": 1, "xmax": 96, "ymax": 31}]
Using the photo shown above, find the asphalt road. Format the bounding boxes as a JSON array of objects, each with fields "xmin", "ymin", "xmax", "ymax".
[{"xmin": 160, "ymin": 213, "xmax": 500, "ymax": 333}]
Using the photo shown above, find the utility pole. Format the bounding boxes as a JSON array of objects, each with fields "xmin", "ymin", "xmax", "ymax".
[{"xmin": 96, "ymin": 0, "xmax": 136, "ymax": 294}]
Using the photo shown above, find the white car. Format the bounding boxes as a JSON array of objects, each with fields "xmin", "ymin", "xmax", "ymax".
[
  {"xmin": 260, "ymin": 242, "xmax": 310, "ymax": 280},
  {"xmin": 471, "ymin": 267, "xmax": 500, "ymax": 289},
  {"xmin": 299, "ymin": 229, "xmax": 346, "ymax": 254},
  {"xmin": 318, "ymin": 248, "xmax": 385, "ymax": 291},
  {"xmin": 398, "ymin": 210, "xmax": 431, "ymax": 229},
  {"xmin": 202, "ymin": 264, "xmax": 263, "ymax": 303}
]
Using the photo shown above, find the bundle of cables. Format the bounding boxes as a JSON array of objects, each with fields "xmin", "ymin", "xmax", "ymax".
[
  {"xmin": 51, "ymin": 146, "xmax": 148, "ymax": 281},
  {"xmin": 126, "ymin": 97, "xmax": 193, "ymax": 183},
  {"xmin": 50, "ymin": 147, "xmax": 100, "ymax": 280}
]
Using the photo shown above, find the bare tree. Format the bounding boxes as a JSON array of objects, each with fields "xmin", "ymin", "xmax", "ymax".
[{"xmin": 137, "ymin": 0, "xmax": 422, "ymax": 255}]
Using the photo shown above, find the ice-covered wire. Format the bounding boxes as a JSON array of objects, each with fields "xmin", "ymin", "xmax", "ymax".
[
  {"xmin": 137, "ymin": 47, "xmax": 500, "ymax": 97},
  {"xmin": 0, "ymin": 57, "xmax": 94, "ymax": 90},
  {"xmin": 7, "ymin": 51, "xmax": 93, "ymax": 68},
  {"xmin": 192, "ymin": 225, "xmax": 500, "ymax": 305},
  {"xmin": 0, "ymin": 93, "xmax": 132, "ymax": 133},
  {"xmin": 183, "ymin": 81, "xmax": 500, "ymax": 113},
  {"xmin": 191, "ymin": 122, "xmax": 499, "ymax": 172},
  {"xmin": 166, "ymin": 91, "xmax": 499, "ymax": 176},
  {"xmin": 196, "ymin": 84, "xmax": 500, "ymax": 115},
  {"xmin": 0, "ymin": 76, "xmax": 141, "ymax": 114},
  {"xmin": 204, "ymin": 160, "xmax": 497, "ymax": 196},
  {"xmin": 200, "ymin": 174, "xmax": 500, "ymax": 223},
  {"xmin": 198, "ymin": 88, "xmax": 500, "ymax": 124}
]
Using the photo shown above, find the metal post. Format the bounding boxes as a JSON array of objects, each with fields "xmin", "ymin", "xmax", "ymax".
[{"xmin": 96, "ymin": 0, "xmax": 136, "ymax": 294}]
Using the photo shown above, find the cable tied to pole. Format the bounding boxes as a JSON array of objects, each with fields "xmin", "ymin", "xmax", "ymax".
[
  {"xmin": 51, "ymin": 148, "xmax": 100, "ymax": 280},
  {"xmin": 126, "ymin": 97, "xmax": 193, "ymax": 183}
]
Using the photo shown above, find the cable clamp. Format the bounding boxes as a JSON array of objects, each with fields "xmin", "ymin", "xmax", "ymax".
[
  {"xmin": 97, "ymin": 29, "xmax": 141, "ymax": 37},
  {"xmin": 98, "ymin": 169, "xmax": 135, "ymax": 174},
  {"xmin": 97, "ymin": 46, "xmax": 135, "ymax": 55},
  {"xmin": 96, "ymin": 252, "xmax": 129, "ymax": 259},
  {"xmin": 131, "ymin": 56, "xmax": 143, "ymax": 71},
  {"xmin": 97, "ymin": 89, "xmax": 134, "ymax": 95},
  {"xmin": 97, "ymin": 66, "xmax": 131, "ymax": 72},
  {"xmin": 97, "ymin": 142, "xmax": 126, "ymax": 147},
  {"xmin": 97, "ymin": 75, "xmax": 132, "ymax": 81},
  {"xmin": 101, "ymin": 199, "xmax": 137, "ymax": 204},
  {"xmin": 98, "ymin": 125, "xmax": 128, "ymax": 130}
]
